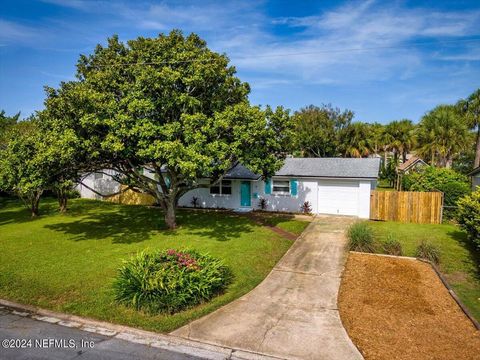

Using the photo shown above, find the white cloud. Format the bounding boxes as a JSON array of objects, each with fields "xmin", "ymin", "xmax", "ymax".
[
  {"xmin": 6, "ymin": 0, "xmax": 480, "ymax": 87},
  {"xmin": 0, "ymin": 19, "xmax": 39, "ymax": 43}
]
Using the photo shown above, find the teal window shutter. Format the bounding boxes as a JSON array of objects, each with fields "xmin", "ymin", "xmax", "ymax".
[
  {"xmin": 165, "ymin": 176, "xmax": 171, "ymax": 188},
  {"xmin": 265, "ymin": 178, "xmax": 271, "ymax": 194},
  {"xmin": 290, "ymin": 179, "xmax": 298, "ymax": 196}
]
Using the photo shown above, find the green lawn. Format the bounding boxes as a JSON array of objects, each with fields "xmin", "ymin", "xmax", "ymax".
[
  {"xmin": 0, "ymin": 197, "xmax": 301, "ymax": 332},
  {"xmin": 369, "ymin": 221, "xmax": 480, "ymax": 321}
]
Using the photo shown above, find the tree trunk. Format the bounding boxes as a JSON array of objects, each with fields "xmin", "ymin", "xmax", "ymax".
[
  {"xmin": 475, "ymin": 126, "xmax": 480, "ymax": 169},
  {"xmin": 445, "ymin": 157, "xmax": 453, "ymax": 168},
  {"xmin": 58, "ymin": 195, "xmax": 68, "ymax": 213},
  {"xmin": 164, "ymin": 199, "xmax": 177, "ymax": 229},
  {"xmin": 402, "ymin": 151, "xmax": 407, "ymax": 163},
  {"xmin": 30, "ymin": 193, "xmax": 41, "ymax": 217}
]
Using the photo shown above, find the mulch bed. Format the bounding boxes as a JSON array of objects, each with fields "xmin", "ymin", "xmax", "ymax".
[{"xmin": 338, "ymin": 253, "xmax": 480, "ymax": 360}]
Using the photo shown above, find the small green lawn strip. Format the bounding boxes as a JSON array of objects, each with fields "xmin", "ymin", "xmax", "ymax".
[{"xmin": 0, "ymin": 198, "xmax": 298, "ymax": 332}]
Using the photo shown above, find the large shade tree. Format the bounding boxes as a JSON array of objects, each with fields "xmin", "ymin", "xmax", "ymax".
[
  {"xmin": 0, "ymin": 122, "xmax": 46, "ymax": 216},
  {"xmin": 457, "ymin": 89, "xmax": 480, "ymax": 168},
  {"xmin": 42, "ymin": 31, "xmax": 292, "ymax": 229},
  {"xmin": 0, "ymin": 118, "xmax": 80, "ymax": 215}
]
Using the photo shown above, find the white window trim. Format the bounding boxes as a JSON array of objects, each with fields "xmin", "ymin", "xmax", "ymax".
[
  {"xmin": 210, "ymin": 180, "xmax": 232, "ymax": 196},
  {"xmin": 272, "ymin": 179, "xmax": 291, "ymax": 195}
]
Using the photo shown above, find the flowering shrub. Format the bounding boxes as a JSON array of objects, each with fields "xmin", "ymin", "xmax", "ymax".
[{"xmin": 113, "ymin": 249, "xmax": 232, "ymax": 313}]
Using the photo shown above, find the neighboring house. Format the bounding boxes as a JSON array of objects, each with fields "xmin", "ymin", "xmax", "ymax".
[
  {"xmin": 78, "ymin": 158, "xmax": 380, "ymax": 219},
  {"xmin": 395, "ymin": 156, "xmax": 428, "ymax": 190},
  {"xmin": 397, "ymin": 156, "xmax": 428, "ymax": 175},
  {"xmin": 468, "ymin": 166, "xmax": 480, "ymax": 191}
]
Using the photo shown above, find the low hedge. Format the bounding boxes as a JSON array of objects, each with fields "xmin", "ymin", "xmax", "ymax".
[{"xmin": 113, "ymin": 249, "xmax": 232, "ymax": 314}]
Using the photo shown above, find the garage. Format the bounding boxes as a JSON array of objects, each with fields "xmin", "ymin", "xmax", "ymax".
[{"xmin": 317, "ymin": 180, "xmax": 360, "ymax": 216}]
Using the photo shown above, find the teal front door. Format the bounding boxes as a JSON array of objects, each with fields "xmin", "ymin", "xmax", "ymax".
[{"xmin": 240, "ymin": 181, "xmax": 251, "ymax": 207}]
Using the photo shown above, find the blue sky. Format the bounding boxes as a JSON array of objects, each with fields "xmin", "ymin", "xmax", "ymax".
[{"xmin": 1, "ymin": 0, "xmax": 479, "ymax": 123}]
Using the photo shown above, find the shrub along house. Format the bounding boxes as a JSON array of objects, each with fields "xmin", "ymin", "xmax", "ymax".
[{"xmin": 79, "ymin": 158, "xmax": 380, "ymax": 219}]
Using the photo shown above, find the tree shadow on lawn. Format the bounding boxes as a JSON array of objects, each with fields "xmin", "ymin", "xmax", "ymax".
[
  {"xmin": 43, "ymin": 206, "xmax": 257, "ymax": 244},
  {"xmin": 447, "ymin": 229, "xmax": 480, "ymax": 281},
  {"xmin": 175, "ymin": 209, "xmax": 257, "ymax": 242},
  {"xmin": 0, "ymin": 198, "xmax": 60, "ymax": 226}
]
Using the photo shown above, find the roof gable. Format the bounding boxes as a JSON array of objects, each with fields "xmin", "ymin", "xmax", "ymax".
[{"xmin": 397, "ymin": 157, "xmax": 427, "ymax": 172}]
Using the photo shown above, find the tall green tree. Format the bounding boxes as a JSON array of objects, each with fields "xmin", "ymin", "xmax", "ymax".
[
  {"xmin": 416, "ymin": 105, "xmax": 468, "ymax": 168},
  {"xmin": 368, "ymin": 122, "xmax": 386, "ymax": 157},
  {"xmin": 0, "ymin": 122, "xmax": 46, "ymax": 216},
  {"xmin": 384, "ymin": 119, "xmax": 415, "ymax": 163},
  {"xmin": 43, "ymin": 31, "xmax": 293, "ymax": 229},
  {"xmin": 337, "ymin": 122, "xmax": 372, "ymax": 158},
  {"xmin": 292, "ymin": 104, "xmax": 353, "ymax": 157},
  {"xmin": 457, "ymin": 89, "xmax": 480, "ymax": 169},
  {"xmin": 0, "ymin": 110, "xmax": 20, "ymax": 147}
]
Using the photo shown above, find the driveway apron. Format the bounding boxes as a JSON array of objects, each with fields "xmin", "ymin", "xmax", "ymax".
[{"xmin": 172, "ymin": 215, "xmax": 363, "ymax": 360}]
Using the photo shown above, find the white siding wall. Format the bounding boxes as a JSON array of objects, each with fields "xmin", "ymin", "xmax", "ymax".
[
  {"xmin": 76, "ymin": 171, "xmax": 121, "ymax": 199},
  {"xmin": 178, "ymin": 179, "xmax": 241, "ymax": 209},
  {"xmin": 78, "ymin": 172, "xmax": 374, "ymax": 218},
  {"xmin": 179, "ymin": 177, "xmax": 373, "ymax": 218},
  {"xmin": 358, "ymin": 181, "xmax": 372, "ymax": 219}
]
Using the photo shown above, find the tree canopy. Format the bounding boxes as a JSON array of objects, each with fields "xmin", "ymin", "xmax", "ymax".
[
  {"xmin": 457, "ymin": 89, "xmax": 480, "ymax": 168},
  {"xmin": 41, "ymin": 31, "xmax": 293, "ymax": 228},
  {"xmin": 416, "ymin": 105, "xmax": 468, "ymax": 168},
  {"xmin": 292, "ymin": 104, "xmax": 353, "ymax": 157}
]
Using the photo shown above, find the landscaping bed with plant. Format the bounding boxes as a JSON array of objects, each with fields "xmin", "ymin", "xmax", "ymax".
[
  {"xmin": 0, "ymin": 197, "xmax": 299, "ymax": 332},
  {"xmin": 346, "ymin": 220, "xmax": 480, "ymax": 321},
  {"xmin": 339, "ymin": 252, "xmax": 480, "ymax": 360}
]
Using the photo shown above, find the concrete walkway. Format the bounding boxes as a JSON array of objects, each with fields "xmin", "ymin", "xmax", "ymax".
[{"xmin": 172, "ymin": 216, "xmax": 363, "ymax": 360}]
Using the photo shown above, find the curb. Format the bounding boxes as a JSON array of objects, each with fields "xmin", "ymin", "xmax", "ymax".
[
  {"xmin": 0, "ymin": 299, "xmax": 284, "ymax": 360},
  {"xmin": 348, "ymin": 251, "xmax": 480, "ymax": 330}
]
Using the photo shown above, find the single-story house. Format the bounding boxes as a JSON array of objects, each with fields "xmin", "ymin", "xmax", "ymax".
[
  {"xmin": 78, "ymin": 158, "xmax": 380, "ymax": 219},
  {"xmin": 468, "ymin": 166, "xmax": 480, "ymax": 191}
]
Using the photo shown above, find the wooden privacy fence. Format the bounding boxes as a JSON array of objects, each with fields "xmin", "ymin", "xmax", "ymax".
[
  {"xmin": 370, "ymin": 190, "xmax": 444, "ymax": 224},
  {"xmin": 107, "ymin": 186, "xmax": 156, "ymax": 206}
]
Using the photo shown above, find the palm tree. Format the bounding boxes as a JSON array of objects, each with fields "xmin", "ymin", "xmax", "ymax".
[
  {"xmin": 384, "ymin": 119, "xmax": 415, "ymax": 163},
  {"xmin": 338, "ymin": 122, "xmax": 372, "ymax": 158},
  {"xmin": 457, "ymin": 89, "xmax": 480, "ymax": 168},
  {"xmin": 416, "ymin": 105, "xmax": 468, "ymax": 168},
  {"xmin": 368, "ymin": 122, "xmax": 385, "ymax": 156}
]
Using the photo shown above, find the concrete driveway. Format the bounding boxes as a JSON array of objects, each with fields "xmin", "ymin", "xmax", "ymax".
[{"xmin": 172, "ymin": 216, "xmax": 363, "ymax": 360}]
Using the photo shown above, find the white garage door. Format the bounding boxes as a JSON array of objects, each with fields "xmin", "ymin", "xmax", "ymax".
[{"xmin": 317, "ymin": 180, "xmax": 359, "ymax": 216}]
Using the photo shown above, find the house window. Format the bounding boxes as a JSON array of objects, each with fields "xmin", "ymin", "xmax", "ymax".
[
  {"xmin": 210, "ymin": 180, "xmax": 232, "ymax": 195},
  {"xmin": 272, "ymin": 180, "xmax": 290, "ymax": 194}
]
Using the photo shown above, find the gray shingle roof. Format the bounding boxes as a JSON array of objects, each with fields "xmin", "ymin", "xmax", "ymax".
[
  {"xmin": 224, "ymin": 163, "xmax": 261, "ymax": 180},
  {"xmin": 275, "ymin": 158, "xmax": 380, "ymax": 179}
]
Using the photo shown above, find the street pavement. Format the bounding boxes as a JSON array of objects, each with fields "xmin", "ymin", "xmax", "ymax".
[{"xmin": 0, "ymin": 308, "xmax": 202, "ymax": 360}]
